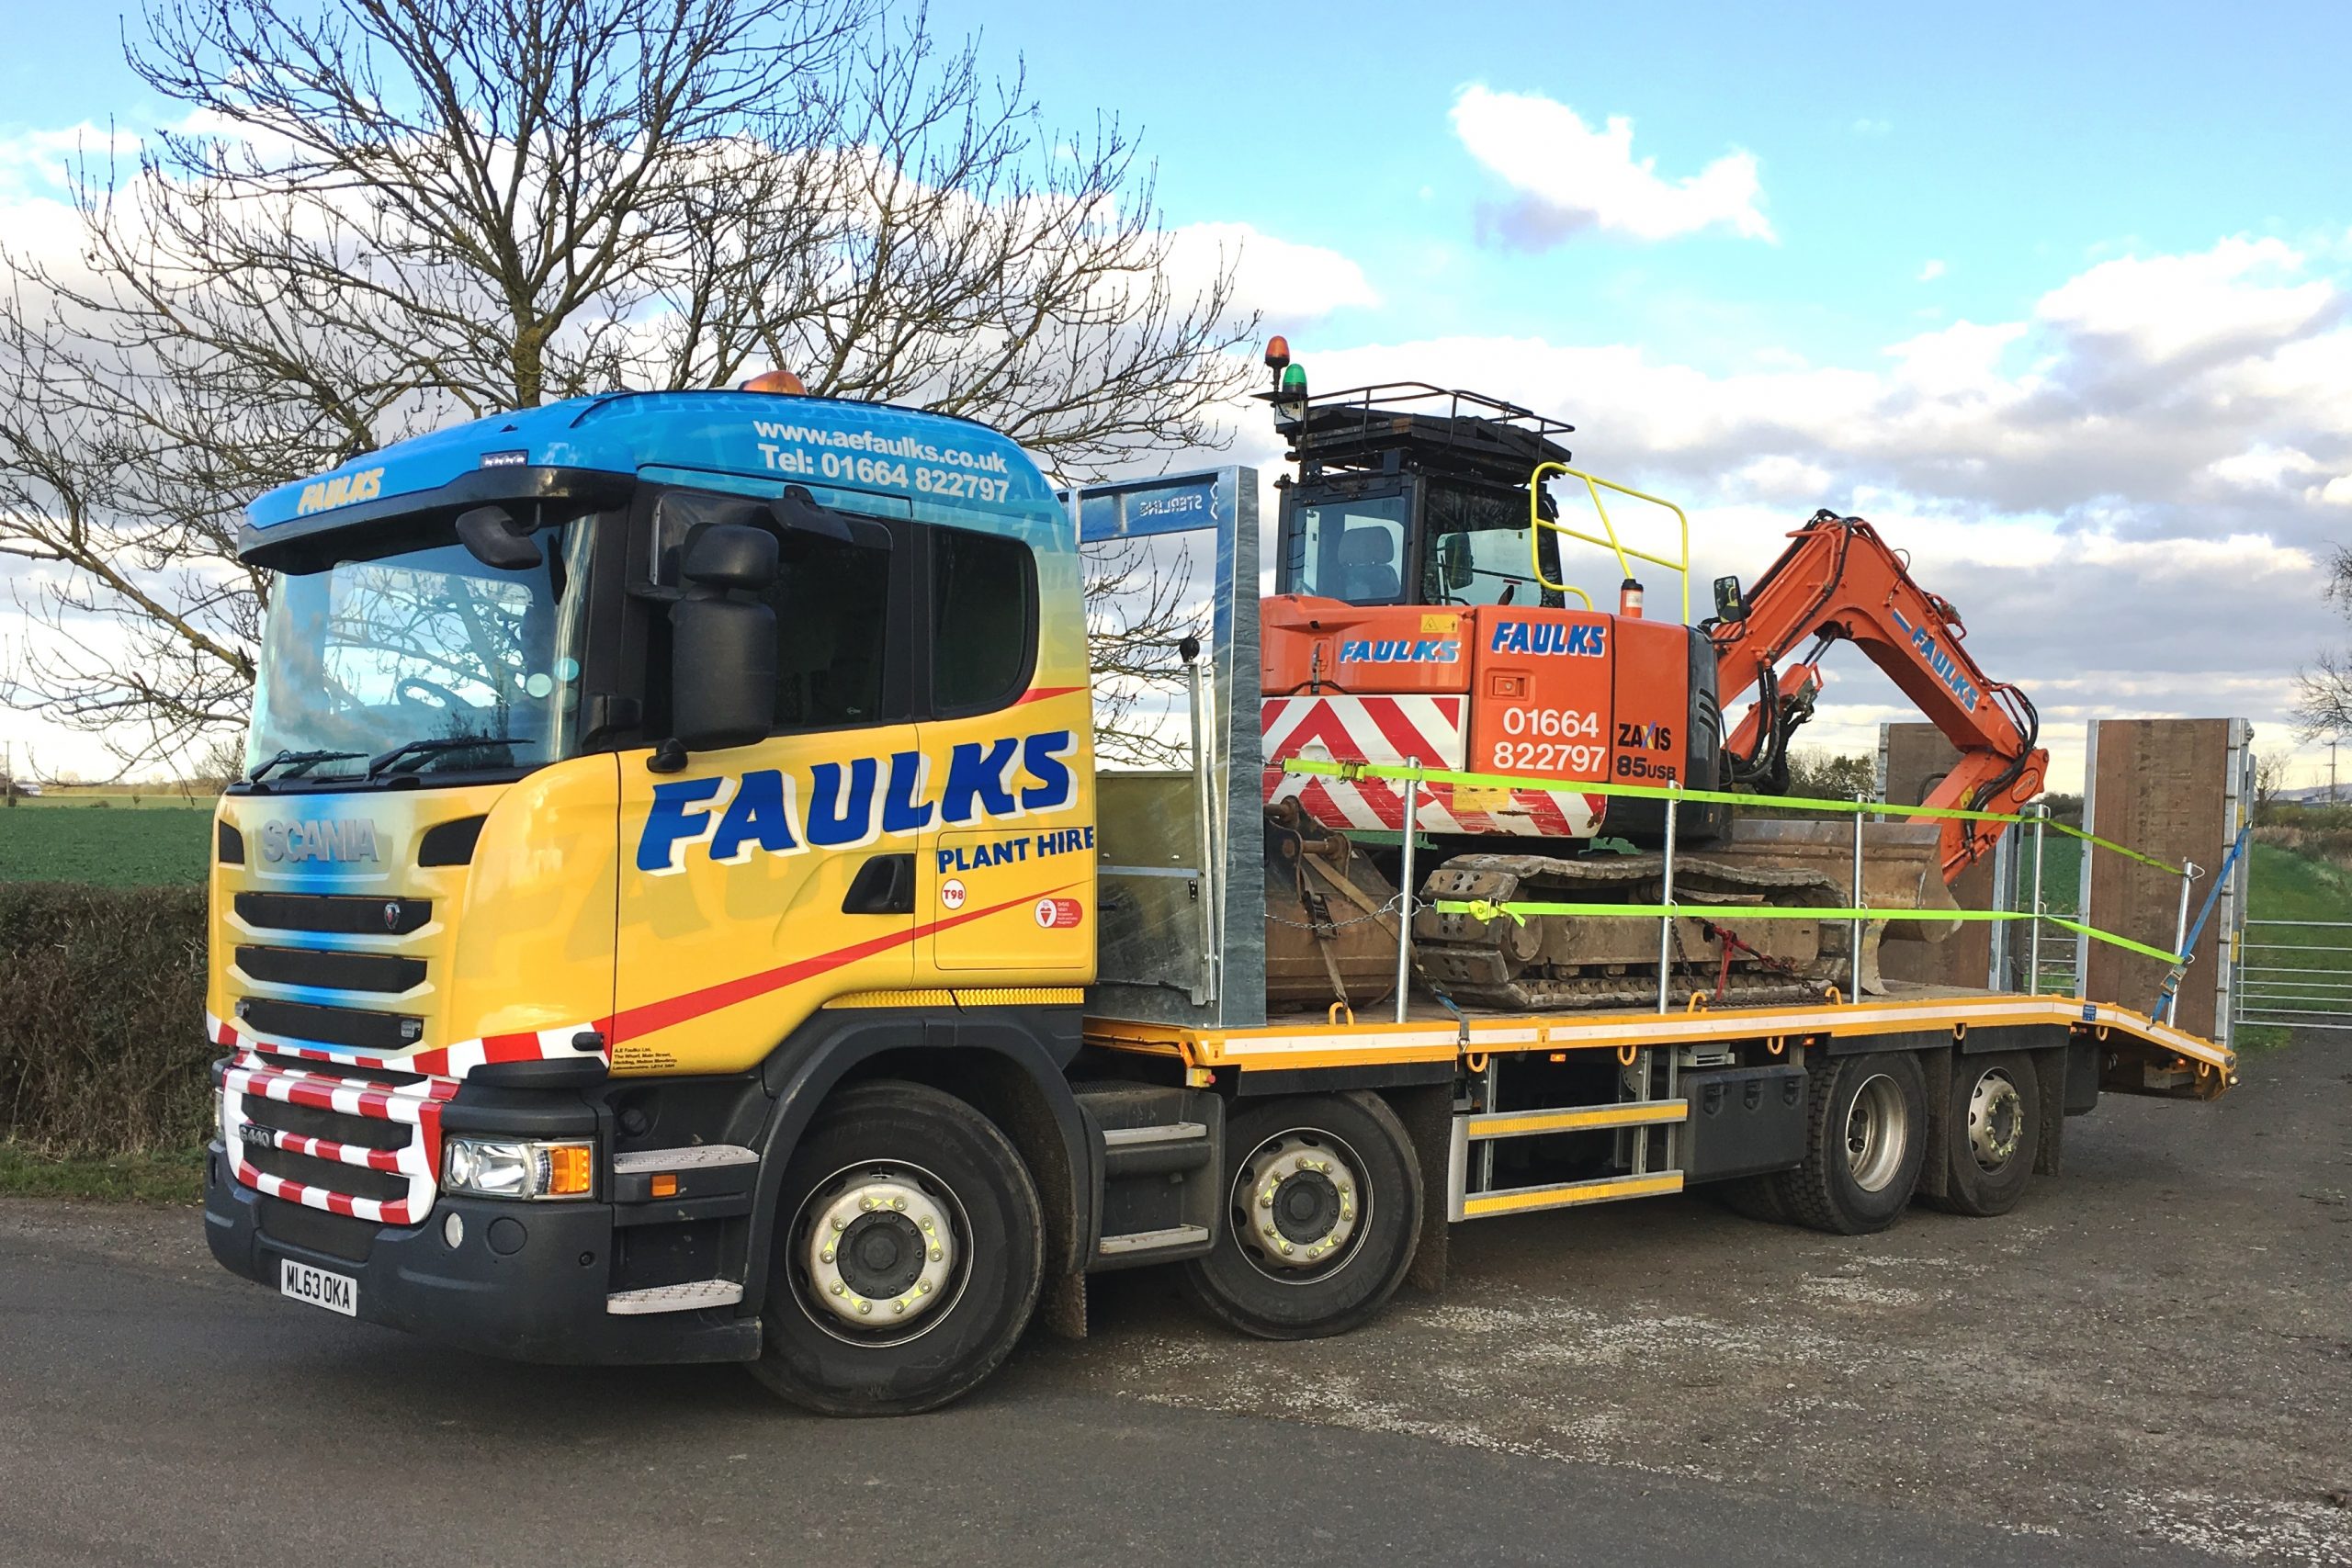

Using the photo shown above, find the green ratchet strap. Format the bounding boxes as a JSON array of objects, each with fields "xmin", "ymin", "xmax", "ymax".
[
  {"xmin": 1440, "ymin": 899, "xmax": 2186, "ymax": 966},
  {"xmin": 1280, "ymin": 757, "xmax": 2188, "ymax": 877}
]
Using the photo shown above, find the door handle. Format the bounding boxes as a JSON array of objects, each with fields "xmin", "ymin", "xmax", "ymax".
[{"xmin": 841, "ymin": 852, "xmax": 915, "ymax": 915}]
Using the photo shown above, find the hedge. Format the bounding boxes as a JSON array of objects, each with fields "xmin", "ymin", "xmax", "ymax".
[{"xmin": 0, "ymin": 883, "xmax": 212, "ymax": 1156}]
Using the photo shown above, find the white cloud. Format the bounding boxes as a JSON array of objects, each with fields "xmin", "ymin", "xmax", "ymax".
[
  {"xmin": 1450, "ymin": 85, "xmax": 1773, "ymax": 245},
  {"xmin": 1917, "ymin": 258, "xmax": 1946, "ymax": 282},
  {"xmin": 2036, "ymin": 236, "xmax": 2336, "ymax": 368},
  {"xmin": 1166, "ymin": 220, "xmax": 1379, "ymax": 321}
]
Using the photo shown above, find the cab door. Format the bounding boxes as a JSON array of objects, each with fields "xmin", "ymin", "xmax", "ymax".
[
  {"xmin": 612, "ymin": 497, "xmax": 920, "ymax": 1078},
  {"xmin": 916, "ymin": 521, "xmax": 1095, "ymax": 980}
]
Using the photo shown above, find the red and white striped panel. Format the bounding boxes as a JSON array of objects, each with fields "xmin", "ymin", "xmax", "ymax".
[
  {"xmin": 1261, "ymin": 694, "xmax": 1603, "ymax": 840},
  {"xmin": 206, "ymin": 1009, "xmax": 603, "ymax": 1079},
  {"xmin": 207, "ymin": 1006, "xmax": 603, "ymax": 1227},
  {"xmin": 220, "ymin": 1049, "xmax": 457, "ymax": 1226}
]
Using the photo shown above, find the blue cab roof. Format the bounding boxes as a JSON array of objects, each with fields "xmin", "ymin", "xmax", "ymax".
[{"xmin": 243, "ymin": 389, "xmax": 1069, "ymax": 553}]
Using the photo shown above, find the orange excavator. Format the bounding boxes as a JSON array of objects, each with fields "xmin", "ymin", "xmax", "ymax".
[{"xmin": 1253, "ymin": 349, "xmax": 2046, "ymax": 1011}]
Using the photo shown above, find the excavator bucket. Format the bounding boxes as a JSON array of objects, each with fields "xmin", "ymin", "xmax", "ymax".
[{"xmin": 1687, "ymin": 817, "xmax": 1961, "ymax": 990}]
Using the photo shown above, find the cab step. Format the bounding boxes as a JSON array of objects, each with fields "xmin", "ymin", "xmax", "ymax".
[
  {"xmin": 1075, "ymin": 1082, "xmax": 1223, "ymax": 1270},
  {"xmin": 605, "ymin": 1279, "xmax": 744, "ymax": 1315}
]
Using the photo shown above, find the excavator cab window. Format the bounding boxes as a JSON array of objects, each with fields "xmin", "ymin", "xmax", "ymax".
[
  {"xmin": 1284, "ymin": 489, "xmax": 1408, "ymax": 604},
  {"xmin": 1417, "ymin": 479, "xmax": 1562, "ymax": 609}
]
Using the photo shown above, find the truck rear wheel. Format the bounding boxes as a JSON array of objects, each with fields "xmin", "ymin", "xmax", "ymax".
[
  {"xmin": 1772, "ymin": 1050, "xmax": 1927, "ymax": 1235},
  {"xmin": 1181, "ymin": 1091, "xmax": 1421, "ymax": 1340},
  {"xmin": 1928, "ymin": 1052, "xmax": 2039, "ymax": 1217},
  {"xmin": 750, "ymin": 1080, "xmax": 1043, "ymax": 1416}
]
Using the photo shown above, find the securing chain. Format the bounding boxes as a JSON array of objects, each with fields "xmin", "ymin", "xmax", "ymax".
[{"xmin": 1267, "ymin": 891, "xmax": 1413, "ymax": 932}]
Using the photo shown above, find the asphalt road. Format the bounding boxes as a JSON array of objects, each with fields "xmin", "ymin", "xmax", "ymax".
[{"xmin": 6, "ymin": 1043, "xmax": 2347, "ymax": 1568}]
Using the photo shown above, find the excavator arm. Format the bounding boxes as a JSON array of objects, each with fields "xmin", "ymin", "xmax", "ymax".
[{"xmin": 1711, "ymin": 511, "xmax": 2047, "ymax": 880}]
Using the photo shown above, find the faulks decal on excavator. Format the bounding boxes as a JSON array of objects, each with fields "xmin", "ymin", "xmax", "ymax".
[
  {"xmin": 1489, "ymin": 620, "xmax": 1608, "ymax": 657},
  {"xmin": 1888, "ymin": 606, "xmax": 1980, "ymax": 712},
  {"xmin": 1340, "ymin": 638, "xmax": 1461, "ymax": 664}
]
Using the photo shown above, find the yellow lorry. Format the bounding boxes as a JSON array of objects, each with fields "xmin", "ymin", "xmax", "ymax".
[{"xmin": 202, "ymin": 374, "xmax": 2230, "ymax": 1413}]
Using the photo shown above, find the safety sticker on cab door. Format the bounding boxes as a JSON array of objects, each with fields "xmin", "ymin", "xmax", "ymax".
[{"xmin": 1034, "ymin": 897, "xmax": 1082, "ymax": 930}]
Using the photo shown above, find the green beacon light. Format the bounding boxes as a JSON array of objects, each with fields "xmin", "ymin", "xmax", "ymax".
[{"xmin": 1280, "ymin": 363, "xmax": 1306, "ymax": 394}]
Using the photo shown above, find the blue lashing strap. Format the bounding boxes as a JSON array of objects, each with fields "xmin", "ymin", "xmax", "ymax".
[{"xmin": 2152, "ymin": 827, "xmax": 2250, "ymax": 1024}]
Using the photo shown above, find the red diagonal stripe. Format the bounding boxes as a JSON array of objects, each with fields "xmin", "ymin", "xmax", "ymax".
[{"xmin": 602, "ymin": 881, "xmax": 1086, "ymax": 1044}]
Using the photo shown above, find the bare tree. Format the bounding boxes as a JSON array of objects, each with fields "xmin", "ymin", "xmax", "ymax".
[
  {"xmin": 2296, "ymin": 547, "xmax": 2352, "ymax": 742},
  {"xmin": 0, "ymin": 0, "xmax": 1253, "ymax": 772},
  {"xmin": 1082, "ymin": 536, "xmax": 1208, "ymax": 770},
  {"xmin": 2252, "ymin": 750, "xmax": 2289, "ymax": 823}
]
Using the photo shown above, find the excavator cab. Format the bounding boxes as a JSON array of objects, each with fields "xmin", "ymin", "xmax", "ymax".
[{"xmin": 1258, "ymin": 371, "xmax": 1728, "ymax": 854}]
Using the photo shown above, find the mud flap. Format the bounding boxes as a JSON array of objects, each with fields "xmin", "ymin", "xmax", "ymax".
[{"xmin": 1387, "ymin": 1082, "xmax": 1455, "ymax": 1295}]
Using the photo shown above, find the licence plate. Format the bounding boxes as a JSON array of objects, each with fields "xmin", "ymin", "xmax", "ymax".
[{"xmin": 280, "ymin": 1258, "xmax": 357, "ymax": 1317}]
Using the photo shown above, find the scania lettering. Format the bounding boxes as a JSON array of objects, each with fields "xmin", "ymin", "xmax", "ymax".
[{"xmin": 201, "ymin": 367, "xmax": 2235, "ymax": 1417}]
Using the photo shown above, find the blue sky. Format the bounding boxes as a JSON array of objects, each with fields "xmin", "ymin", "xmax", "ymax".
[
  {"xmin": 4, "ymin": 0, "xmax": 2350, "ymax": 783},
  {"xmin": 913, "ymin": 0, "xmax": 2352, "ymax": 369}
]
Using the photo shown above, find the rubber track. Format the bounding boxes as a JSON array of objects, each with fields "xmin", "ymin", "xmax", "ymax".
[{"xmin": 1414, "ymin": 851, "xmax": 1847, "ymax": 1012}]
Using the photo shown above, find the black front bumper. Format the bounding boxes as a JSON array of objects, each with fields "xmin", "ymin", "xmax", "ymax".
[{"xmin": 203, "ymin": 1145, "xmax": 760, "ymax": 1365}]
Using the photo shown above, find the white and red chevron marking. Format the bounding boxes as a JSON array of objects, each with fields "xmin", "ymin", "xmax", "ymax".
[
  {"xmin": 206, "ymin": 1010, "xmax": 602, "ymax": 1079},
  {"xmin": 219, "ymin": 1043, "xmax": 452, "ymax": 1227},
  {"xmin": 1261, "ymin": 694, "xmax": 1603, "ymax": 840}
]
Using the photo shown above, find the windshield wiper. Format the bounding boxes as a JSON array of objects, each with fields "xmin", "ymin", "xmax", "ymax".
[
  {"xmin": 247, "ymin": 749, "xmax": 365, "ymax": 783},
  {"xmin": 364, "ymin": 736, "xmax": 525, "ymax": 778}
]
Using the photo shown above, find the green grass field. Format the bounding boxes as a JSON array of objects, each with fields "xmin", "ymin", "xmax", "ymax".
[{"xmin": 0, "ymin": 803, "xmax": 213, "ymax": 886}]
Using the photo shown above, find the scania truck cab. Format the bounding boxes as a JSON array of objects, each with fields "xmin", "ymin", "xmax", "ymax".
[
  {"xmin": 204, "ymin": 377, "xmax": 2235, "ymax": 1416},
  {"xmin": 207, "ymin": 385, "xmax": 1124, "ymax": 1411}
]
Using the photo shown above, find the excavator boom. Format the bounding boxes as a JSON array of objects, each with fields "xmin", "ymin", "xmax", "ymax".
[{"xmin": 1712, "ymin": 511, "xmax": 2046, "ymax": 879}]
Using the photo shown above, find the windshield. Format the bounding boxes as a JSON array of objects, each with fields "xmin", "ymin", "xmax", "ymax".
[{"xmin": 245, "ymin": 520, "xmax": 596, "ymax": 783}]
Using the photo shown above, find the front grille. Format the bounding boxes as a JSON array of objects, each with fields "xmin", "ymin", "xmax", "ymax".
[
  {"xmin": 243, "ymin": 1139, "xmax": 410, "ymax": 1204},
  {"xmin": 240, "ymin": 1093, "xmax": 409, "ymax": 1152},
  {"xmin": 235, "ymin": 892, "xmax": 431, "ymax": 935},
  {"xmin": 239, "ymin": 998, "xmax": 422, "ymax": 1052},
  {"xmin": 237, "ymin": 944, "xmax": 425, "ymax": 994},
  {"xmin": 223, "ymin": 1054, "xmax": 453, "ymax": 1228}
]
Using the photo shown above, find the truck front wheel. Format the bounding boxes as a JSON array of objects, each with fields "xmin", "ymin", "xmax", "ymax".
[
  {"xmin": 750, "ymin": 1080, "xmax": 1043, "ymax": 1416},
  {"xmin": 1182, "ymin": 1091, "xmax": 1422, "ymax": 1340}
]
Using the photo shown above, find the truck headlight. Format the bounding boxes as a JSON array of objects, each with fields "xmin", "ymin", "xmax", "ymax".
[{"xmin": 442, "ymin": 1136, "xmax": 595, "ymax": 1201}]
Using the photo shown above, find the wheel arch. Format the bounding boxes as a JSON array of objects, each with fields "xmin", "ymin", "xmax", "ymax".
[{"xmin": 741, "ymin": 1005, "xmax": 1097, "ymax": 1320}]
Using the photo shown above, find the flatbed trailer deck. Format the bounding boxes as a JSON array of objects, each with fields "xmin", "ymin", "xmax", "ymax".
[{"xmin": 1087, "ymin": 987, "xmax": 2230, "ymax": 1228}]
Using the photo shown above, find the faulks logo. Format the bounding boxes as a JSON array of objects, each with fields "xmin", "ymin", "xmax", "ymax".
[
  {"xmin": 1888, "ymin": 608, "xmax": 1980, "ymax": 712},
  {"xmin": 637, "ymin": 729, "xmax": 1079, "ymax": 874},
  {"xmin": 1339, "ymin": 638, "xmax": 1460, "ymax": 664},
  {"xmin": 295, "ymin": 466, "xmax": 385, "ymax": 516},
  {"xmin": 1488, "ymin": 620, "xmax": 1606, "ymax": 658}
]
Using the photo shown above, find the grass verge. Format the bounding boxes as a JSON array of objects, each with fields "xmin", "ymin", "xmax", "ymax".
[{"xmin": 0, "ymin": 1142, "xmax": 205, "ymax": 1203}]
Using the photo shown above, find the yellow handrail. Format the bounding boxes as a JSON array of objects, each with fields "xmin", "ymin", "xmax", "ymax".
[{"xmin": 1526, "ymin": 461, "xmax": 1691, "ymax": 624}]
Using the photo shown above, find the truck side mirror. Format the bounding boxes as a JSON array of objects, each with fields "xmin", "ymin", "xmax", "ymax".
[
  {"xmin": 669, "ymin": 525, "xmax": 778, "ymax": 755},
  {"xmin": 455, "ymin": 505, "xmax": 543, "ymax": 570},
  {"xmin": 1713, "ymin": 574, "xmax": 1747, "ymax": 623}
]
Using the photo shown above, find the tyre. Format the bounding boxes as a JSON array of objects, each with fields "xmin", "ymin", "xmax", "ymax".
[
  {"xmin": 1713, "ymin": 1172, "xmax": 1791, "ymax": 1224},
  {"xmin": 1181, "ymin": 1091, "xmax": 1422, "ymax": 1340},
  {"xmin": 750, "ymin": 1080, "xmax": 1043, "ymax": 1416},
  {"xmin": 1770, "ymin": 1050, "xmax": 1928, "ymax": 1235},
  {"xmin": 1928, "ymin": 1051, "xmax": 2039, "ymax": 1217}
]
